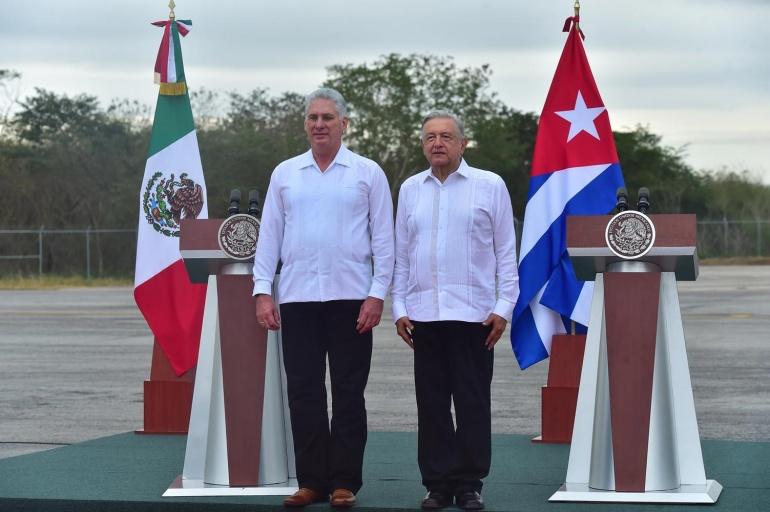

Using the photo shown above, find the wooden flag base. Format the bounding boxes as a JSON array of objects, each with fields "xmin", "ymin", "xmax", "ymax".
[
  {"xmin": 136, "ymin": 339, "xmax": 194, "ymax": 434},
  {"xmin": 532, "ymin": 334, "xmax": 586, "ymax": 444}
]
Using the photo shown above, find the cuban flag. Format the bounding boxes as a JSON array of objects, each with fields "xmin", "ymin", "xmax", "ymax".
[{"xmin": 510, "ymin": 17, "xmax": 625, "ymax": 369}]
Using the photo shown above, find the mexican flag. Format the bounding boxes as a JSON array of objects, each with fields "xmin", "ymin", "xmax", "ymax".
[{"xmin": 134, "ymin": 17, "xmax": 207, "ymax": 376}]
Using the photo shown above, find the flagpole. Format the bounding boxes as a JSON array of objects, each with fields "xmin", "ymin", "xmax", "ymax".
[
  {"xmin": 571, "ymin": 0, "xmax": 580, "ymax": 336},
  {"xmin": 570, "ymin": 0, "xmax": 578, "ymax": 338},
  {"xmin": 573, "ymin": 0, "xmax": 580, "ymax": 32},
  {"xmin": 168, "ymin": 0, "xmax": 176, "ymax": 20}
]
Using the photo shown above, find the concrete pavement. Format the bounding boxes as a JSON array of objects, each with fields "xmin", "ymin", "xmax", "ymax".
[{"xmin": 0, "ymin": 265, "xmax": 768, "ymax": 459}]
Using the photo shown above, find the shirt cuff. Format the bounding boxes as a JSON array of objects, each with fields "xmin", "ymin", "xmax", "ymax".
[
  {"xmin": 392, "ymin": 300, "xmax": 408, "ymax": 323},
  {"xmin": 492, "ymin": 299, "xmax": 515, "ymax": 322},
  {"xmin": 252, "ymin": 279, "xmax": 273, "ymax": 297},
  {"xmin": 368, "ymin": 282, "xmax": 388, "ymax": 301}
]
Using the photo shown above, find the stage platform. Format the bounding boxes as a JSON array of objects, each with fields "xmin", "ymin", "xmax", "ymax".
[{"xmin": 0, "ymin": 431, "xmax": 768, "ymax": 512}]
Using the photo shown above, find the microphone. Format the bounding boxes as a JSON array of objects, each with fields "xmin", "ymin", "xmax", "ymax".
[
  {"xmin": 615, "ymin": 187, "xmax": 628, "ymax": 212},
  {"xmin": 637, "ymin": 187, "xmax": 650, "ymax": 214},
  {"xmin": 247, "ymin": 189, "xmax": 261, "ymax": 217},
  {"xmin": 228, "ymin": 189, "xmax": 241, "ymax": 216}
]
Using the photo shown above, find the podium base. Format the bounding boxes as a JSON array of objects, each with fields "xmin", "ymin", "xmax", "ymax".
[
  {"xmin": 163, "ymin": 475, "xmax": 298, "ymax": 497},
  {"xmin": 549, "ymin": 480, "xmax": 722, "ymax": 504}
]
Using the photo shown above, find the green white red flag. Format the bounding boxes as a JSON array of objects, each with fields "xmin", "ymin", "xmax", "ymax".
[{"xmin": 134, "ymin": 17, "xmax": 207, "ymax": 376}]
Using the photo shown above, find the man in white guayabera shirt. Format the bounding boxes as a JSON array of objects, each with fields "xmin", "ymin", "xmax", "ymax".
[
  {"xmin": 252, "ymin": 88, "xmax": 394, "ymax": 509},
  {"xmin": 391, "ymin": 111, "xmax": 519, "ymax": 511}
]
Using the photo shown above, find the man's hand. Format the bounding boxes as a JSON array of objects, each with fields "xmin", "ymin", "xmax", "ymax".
[
  {"xmin": 356, "ymin": 296, "xmax": 384, "ymax": 334},
  {"xmin": 482, "ymin": 313, "xmax": 507, "ymax": 350},
  {"xmin": 395, "ymin": 316, "xmax": 415, "ymax": 349},
  {"xmin": 255, "ymin": 294, "xmax": 281, "ymax": 330}
]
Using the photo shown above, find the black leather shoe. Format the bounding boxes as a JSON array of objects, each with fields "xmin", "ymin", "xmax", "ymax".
[
  {"xmin": 456, "ymin": 491, "xmax": 484, "ymax": 510},
  {"xmin": 421, "ymin": 490, "xmax": 453, "ymax": 509}
]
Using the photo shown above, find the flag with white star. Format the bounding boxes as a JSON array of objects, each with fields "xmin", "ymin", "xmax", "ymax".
[{"xmin": 510, "ymin": 18, "xmax": 625, "ymax": 370}]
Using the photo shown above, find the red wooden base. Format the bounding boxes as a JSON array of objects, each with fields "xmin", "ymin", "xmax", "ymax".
[
  {"xmin": 136, "ymin": 339, "xmax": 194, "ymax": 435},
  {"xmin": 532, "ymin": 334, "xmax": 586, "ymax": 444},
  {"xmin": 534, "ymin": 386, "xmax": 579, "ymax": 443}
]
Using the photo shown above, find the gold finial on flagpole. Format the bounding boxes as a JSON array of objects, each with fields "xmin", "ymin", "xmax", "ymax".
[
  {"xmin": 574, "ymin": 0, "xmax": 580, "ymax": 31},
  {"xmin": 168, "ymin": 0, "xmax": 176, "ymax": 20}
]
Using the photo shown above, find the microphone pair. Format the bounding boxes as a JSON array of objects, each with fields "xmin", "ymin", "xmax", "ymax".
[
  {"xmin": 616, "ymin": 187, "xmax": 649, "ymax": 214},
  {"xmin": 229, "ymin": 189, "xmax": 261, "ymax": 217}
]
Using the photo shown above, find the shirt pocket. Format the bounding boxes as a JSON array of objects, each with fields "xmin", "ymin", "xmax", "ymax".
[{"xmin": 336, "ymin": 182, "xmax": 370, "ymax": 262}]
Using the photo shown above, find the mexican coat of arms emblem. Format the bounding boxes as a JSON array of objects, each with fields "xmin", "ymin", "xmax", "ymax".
[
  {"xmin": 605, "ymin": 211, "xmax": 656, "ymax": 259},
  {"xmin": 143, "ymin": 172, "xmax": 205, "ymax": 237},
  {"xmin": 217, "ymin": 214, "xmax": 260, "ymax": 260}
]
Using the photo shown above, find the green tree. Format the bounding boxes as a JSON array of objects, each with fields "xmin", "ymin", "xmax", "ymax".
[
  {"xmin": 324, "ymin": 53, "xmax": 519, "ymax": 197},
  {"xmin": 464, "ymin": 107, "xmax": 538, "ymax": 219},
  {"xmin": 614, "ymin": 126, "xmax": 705, "ymax": 214},
  {"xmin": 701, "ymin": 170, "xmax": 770, "ymax": 220},
  {"xmin": 3, "ymin": 55, "xmax": 770, "ymax": 274},
  {"xmin": 12, "ymin": 88, "xmax": 106, "ymax": 144},
  {"xmin": 1, "ymin": 89, "xmax": 146, "ymax": 273},
  {"xmin": 195, "ymin": 88, "xmax": 306, "ymax": 215}
]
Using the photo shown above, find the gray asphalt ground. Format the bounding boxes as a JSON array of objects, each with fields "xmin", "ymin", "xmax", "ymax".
[{"xmin": 1, "ymin": 266, "xmax": 769, "ymax": 460}]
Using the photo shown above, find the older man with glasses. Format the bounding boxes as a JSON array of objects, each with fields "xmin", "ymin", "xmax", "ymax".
[{"xmin": 392, "ymin": 111, "xmax": 519, "ymax": 511}]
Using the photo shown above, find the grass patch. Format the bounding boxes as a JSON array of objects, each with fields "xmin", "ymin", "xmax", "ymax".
[{"xmin": 0, "ymin": 275, "xmax": 132, "ymax": 289}]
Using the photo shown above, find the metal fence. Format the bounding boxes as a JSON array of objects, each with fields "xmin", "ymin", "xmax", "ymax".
[
  {"xmin": 697, "ymin": 219, "xmax": 770, "ymax": 259},
  {"xmin": 1, "ymin": 220, "xmax": 768, "ymax": 278},
  {"xmin": 0, "ymin": 228, "xmax": 137, "ymax": 278}
]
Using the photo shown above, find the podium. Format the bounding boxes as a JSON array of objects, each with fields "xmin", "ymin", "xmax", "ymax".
[
  {"xmin": 550, "ymin": 214, "xmax": 722, "ymax": 504},
  {"xmin": 163, "ymin": 217, "xmax": 297, "ymax": 497}
]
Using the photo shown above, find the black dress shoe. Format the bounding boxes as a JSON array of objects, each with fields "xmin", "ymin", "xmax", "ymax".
[
  {"xmin": 456, "ymin": 491, "xmax": 484, "ymax": 510},
  {"xmin": 421, "ymin": 490, "xmax": 453, "ymax": 509}
]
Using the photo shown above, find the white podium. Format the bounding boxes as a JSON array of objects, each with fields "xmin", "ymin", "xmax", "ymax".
[
  {"xmin": 163, "ymin": 218, "xmax": 296, "ymax": 497},
  {"xmin": 550, "ymin": 214, "xmax": 722, "ymax": 504}
]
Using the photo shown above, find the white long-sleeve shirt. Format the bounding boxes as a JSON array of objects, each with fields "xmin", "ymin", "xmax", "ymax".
[
  {"xmin": 252, "ymin": 145, "xmax": 395, "ymax": 303},
  {"xmin": 391, "ymin": 160, "xmax": 519, "ymax": 323}
]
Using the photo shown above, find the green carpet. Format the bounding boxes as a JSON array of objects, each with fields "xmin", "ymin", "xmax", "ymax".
[{"xmin": 0, "ymin": 432, "xmax": 767, "ymax": 511}]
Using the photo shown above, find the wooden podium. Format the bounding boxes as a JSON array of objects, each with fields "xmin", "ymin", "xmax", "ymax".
[
  {"xmin": 163, "ymin": 218, "xmax": 296, "ymax": 497},
  {"xmin": 550, "ymin": 214, "xmax": 722, "ymax": 504}
]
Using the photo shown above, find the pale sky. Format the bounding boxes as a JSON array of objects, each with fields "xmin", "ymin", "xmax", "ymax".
[{"xmin": 2, "ymin": 0, "xmax": 769, "ymax": 182}]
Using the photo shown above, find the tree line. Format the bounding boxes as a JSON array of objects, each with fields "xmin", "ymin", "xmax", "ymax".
[{"xmin": 1, "ymin": 54, "xmax": 769, "ymax": 232}]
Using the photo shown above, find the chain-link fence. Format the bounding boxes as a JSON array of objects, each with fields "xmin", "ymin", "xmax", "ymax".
[
  {"xmin": 0, "ymin": 220, "xmax": 768, "ymax": 278},
  {"xmin": 697, "ymin": 219, "xmax": 770, "ymax": 259},
  {"xmin": 0, "ymin": 228, "xmax": 137, "ymax": 278}
]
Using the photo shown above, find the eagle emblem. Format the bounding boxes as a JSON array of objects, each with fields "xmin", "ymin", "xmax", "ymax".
[
  {"xmin": 217, "ymin": 214, "xmax": 260, "ymax": 260},
  {"xmin": 605, "ymin": 211, "xmax": 656, "ymax": 259},
  {"xmin": 142, "ymin": 171, "xmax": 205, "ymax": 237}
]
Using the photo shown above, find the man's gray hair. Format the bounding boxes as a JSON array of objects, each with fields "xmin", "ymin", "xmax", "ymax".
[
  {"xmin": 304, "ymin": 88, "xmax": 348, "ymax": 118},
  {"xmin": 420, "ymin": 110, "xmax": 466, "ymax": 139}
]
